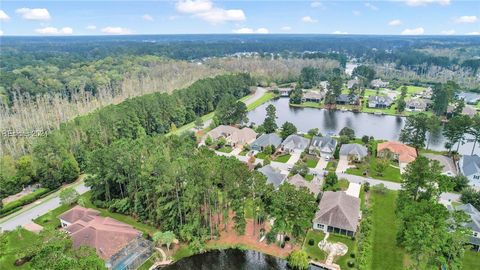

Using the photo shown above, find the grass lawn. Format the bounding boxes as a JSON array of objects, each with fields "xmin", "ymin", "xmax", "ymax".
[
  {"xmin": 326, "ymin": 160, "xmax": 337, "ymax": 172},
  {"xmin": 324, "ymin": 179, "xmax": 350, "ymax": 191},
  {"xmin": 239, "ymin": 150, "xmax": 248, "ymax": 156},
  {"xmin": 255, "ymin": 152, "xmax": 269, "ymax": 159},
  {"xmin": 346, "ymin": 157, "xmax": 402, "ymax": 183},
  {"xmin": 370, "ymin": 190, "xmax": 405, "ymax": 270},
  {"xmin": 217, "ymin": 146, "xmax": 233, "ymax": 153},
  {"xmin": 306, "ymin": 158, "xmax": 319, "ymax": 168},
  {"xmin": 302, "ymin": 230, "xmax": 355, "ymax": 269},
  {"xmin": 246, "ymin": 92, "xmax": 276, "ymax": 111},
  {"xmin": 33, "ymin": 203, "xmax": 76, "ymax": 229},
  {"xmin": 305, "ymin": 174, "xmax": 314, "ymax": 181},
  {"xmin": 463, "ymin": 250, "xmax": 480, "ymax": 270},
  {"xmin": 275, "ymin": 154, "xmax": 291, "ymax": 163},
  {"xmin": 173, "ymin": 245, "xmax": 195, "ymax": 261},
  {"xmin": 0, "ymin": 228, "xmax": 41, "ymax": 270}
]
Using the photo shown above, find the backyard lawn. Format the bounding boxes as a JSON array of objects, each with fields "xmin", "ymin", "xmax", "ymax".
[
  {"xmin": 275, "ymin": 154, "xmax": 291, "ymax": 163},
  {"xmin": 463, "ymin": 250, "xmax": 480, "ymax": 270},
  {"xmin": 217, "ymin": 146, "xmax": 233, "ymax": 153},
  {"xmin": 370, "ymin": 190, "xmax": 405, "ymax": 270},
  {"xmin": 246, "ymin": 92, "xmax": 276, "ymax": 111},
  {"xmin": 346, "ymin": 157, "xmax": 402, "ymax": 183},
  {"xmin": 302, "ymin": 230, "xmax": 356, "ymax": 269},
  {"xmin": 0, "ymin": 228, "xmax": 41, "ymax": 270}
]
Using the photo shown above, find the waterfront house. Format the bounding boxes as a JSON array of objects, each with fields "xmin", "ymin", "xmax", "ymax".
[
  {"xmin": 302, "ymin": 90, "xmax": 324, "ymax": 103},
  {"xmin": 287, "ymin": 174, "xmax": 321, "ymax": 195},
  {"xmin": 405, "ymin": 98, "xmax": 427, "ymax": 112},
  {"xmin": 368, "ymin": 95, "xmax": 393, "ymax": 109},
  {"xmin": 309, "ymin": 136, "xmax": 337, "ymax": 159},
  {"xmin": 280, "ymin": 134, "xmax": 310, "ymax": 153},
  {"xmin": 370, "ymin": 79, "xmax": 389, "ymax": 88},
  {"xmin": 250, "ymin": 133, "xmax": 283, "ymax": 152},
  {"xmin": 312, "ymin": 191, "xmax": 361, "ymax": 236},
  {"xmin": 459, "ymin": 155, "xmax": 480, "ymax": 188},
  {"xmin": 447, "ymin": 203, "xmax": 480, "ymax": 252},
  {"xmin": 377, "ymin": 141, "xmax": 417, "ymax": 172},
  {"xmin": 60, "ymin": 206, "xmax": 153, "ymax": 269},
  {"xmin": 339, "ymin": 143, "xmax": 368, "ymax": 162},
  {"xmin": 207, "ymin": 125, "xmax": 257, "ymax": 147},
  {"xmin": 258, "ymin": 165, "xmax": 287, "ymax": 189},
  {"xmin": 447, "ymin": 104, "xmax": 477, "ymax": 117},
  {"xmin": 336, "ymin": 94, "xmax": 359, "ymax": 105}
]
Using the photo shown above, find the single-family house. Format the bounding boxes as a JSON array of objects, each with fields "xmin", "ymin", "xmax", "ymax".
[
  {"xmin": 347, "ymin": 79, "xmax": 359, "ymax": 89},
  {"xmin": 312, "ymin": 191, "xmax": 361, "ymax": 236},
  {"xmin": 207, "ymin": 125, "xmax": 257, "ymax": 147},
  {"xmin": 59, "ymin": 206, "xmax": 153, "ymax": 269},
  {"xmin": 368, "ymin": 95, "xmax": 393, "ymax": 109},
  {"xmin": 287, "ymin": 174, "xmax": 321, "ymax": 195},
  {"xmin": 370, "ymin": 79, "xmax": 389, "ymax": 89},
  {"xmin": 339, "ymin": 143, "xmax": 368, "ymax": 162},
  {"xmin": 309, "ymin": 136, "xmax": 337, "ymax": 159},
  {"xmin": 280, "ymin": 134, "xmax": 310, "ymax": 153},
  {"xmin": 250, "ymin": 133, "xmax": 283, "ymax": 152},
  {"xmin": 458, "ymin": 92, "xmax": 480, "ymax": 105},
  {"xmin": 406, "ymin": 98, "xmax": 427, "ymax": 112},
  {"xmin": 258, "ymin": 165, "xmax": 287, "ymax": 189},
  {"xmin": 447, "ymin": 203, "xmax": 480, "ymax": 252},
  {"xmin": 278, "ymin": 87, "xmax": 293, "ymax": 97},
  {"xmin": 447, "ymin": 104, "xmax": 477, "ymax": 117},
  {"xmin": 302, "ymin": 91, "xmax": 324, "ymax": 103},
  {"xmin": 418, "ymin": 87, "xmax": 433, "ymax": 99},
  {"xmin": 207, "ymin": 125, "xmax": 238, "ymax": 141},
  {"xmin": 336, "ymin": 94, "xmax": 359, "ymax": 105},
  {"xmin": 422, "ymin": 153, "xmax": 457, "ymax": 177},
  {"xmin": 459, "ymin": 155, "xmax": 480, "ymax": 188},
  {"xmin": 377, "ymin": 141, "xmax": 417, "ymax": 173}
]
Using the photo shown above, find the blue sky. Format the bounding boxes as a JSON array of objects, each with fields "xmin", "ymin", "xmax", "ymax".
[{"xmin": 0, "ymin": 0, "xmax": 479, "ymax": 36}]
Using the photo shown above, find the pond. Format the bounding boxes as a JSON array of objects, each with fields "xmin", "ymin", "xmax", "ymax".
[
  {"xmin": 162, "ymin": 249, "xmax": 325, "ymax": 270},
  {"xmin": 247, "ymin": 97, "xmax": 478, "ymax": 155}
]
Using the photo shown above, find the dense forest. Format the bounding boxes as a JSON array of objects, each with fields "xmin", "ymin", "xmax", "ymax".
[{"xmin": 0, "ymin": 73, "xmax": 254, "ymax": 201}]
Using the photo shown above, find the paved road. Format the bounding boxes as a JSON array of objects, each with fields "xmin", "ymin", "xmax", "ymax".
[
  {"xmin": 0, "ymin": 181, "xmax": 90, "ymax": 232},
  {"xmin": 217, "ymin": 151, "xmax": 461, "ymax": 203}
]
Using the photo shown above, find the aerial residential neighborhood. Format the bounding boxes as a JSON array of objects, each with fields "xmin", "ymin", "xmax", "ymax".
[{"xmin": 1, "ymin": 1, "xmax": 480, "ymax": 270}]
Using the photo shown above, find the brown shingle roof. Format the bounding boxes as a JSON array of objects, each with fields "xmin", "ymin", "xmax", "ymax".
[
  {"xmin": 59, "ymin": 205, "xmax": 100, "ymax": 223},
  {"xmin": 377, "ymin": 141, "xmax": 417, "ymax": 163},
  {"xmin": 60, "ymin": 206, "xmax": 141, "ymax": 260},
  {"xmin": 287, "ymin": 174, "xmax": 321, "ymax": 195},
  {"xmin": 313, "ymin": 191, "xmax": 360, "ymax": 232}
]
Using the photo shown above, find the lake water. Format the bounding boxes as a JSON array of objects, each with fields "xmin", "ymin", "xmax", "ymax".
[
  {"xmin": 162, "ymin": 249, "xmax": 324, "ymax": 270},
  {"xmin": 247, "ymin": 97, "xmax": 478, "ymax": 155}
]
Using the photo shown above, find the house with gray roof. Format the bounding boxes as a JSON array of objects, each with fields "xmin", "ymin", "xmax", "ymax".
[
  {"xmin": 258, "ymin": 165, "xmax": 287, "ymax": 189},
  {"xmin": 459, "ymin": 155, "xmax": 480, "ymax": 188},
  {"xmin": 406, "ymin": 98, "xmax": 427, "ymax": 112},
  {"xmin": 336, "ymin": 94, "xmax": 359, "ymax": 105},
  {"xmin": 250, "ymin": 133, "xmax": 283, "ymax": 152},
  {"xmin": 368, "ymin": 95, "xmax": 393, "ymax": 109},
  {"xmin": 447, "ymin": 203, "xmax": 480, "ymax": 251},
  {"xmin": 458, "ymin": 92, "xmax": 480, "ymax": 105},
  {"xmin": 313, "ymin": 191, "xmax": 361, "ymax": 236},
  {"xmin": 339, "ymin": 143, "xmax": 368, "ymax": 162},
  {"xmin": 302, "ymin": 91, "xmax": 324, "ymax": 103},
  {"xmin": 370, "ymin": 79, "xmax": 389, "ymax": 89},
  {"xmin": 422, "ymin": 153, "xmax": 457, "ymax": 177},
  {"xmin": 280, "ymin": 134, "xmax": 310, "ymax": 154},
  {"xmin": 309, "ymin": 136, "xmax": 337, "ymax": 159},
  {"xmin": 347, "ymin": 79, "xmax": 359, "ymax": 89}
]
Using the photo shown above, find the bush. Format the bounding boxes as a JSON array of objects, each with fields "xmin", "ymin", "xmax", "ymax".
[
  {"xmin": 0, "ymin": 188, "xmax": 51, "ymax": 216},
  {"xmin": 308, "ymin": 239, "xmax": 315, "ymax": 246},
  {"xmin": 350, "ymin": 252, "xmax": 355, "ymax": 258},
  {"xmin": 266, "ymin": 231, "xmax": 276, "ymax": 244},
  {"xmin": 287, "ymin": 250, "xmax": 309, "ymax": 270},
  {"xmin": 347, "ymin": 259, "xmax": 355, "ymax": 268}
]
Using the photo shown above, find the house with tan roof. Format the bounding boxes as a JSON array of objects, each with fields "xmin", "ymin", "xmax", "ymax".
[
  {"xmin": 59, "ymin": 206, "xmax": 153, "ymax": 269},
  {"xmin": 207, "ymin": 125, "xmax": 257, "ymax": 147},
  {"xmin": 313, "ymin": 191, "xmax": 361, "ymax": 236},
  {"xmin": 287, "ymin": 174, "xmax": 321, "ymax": 195},
  {"xmin": 377, "ymin": 141, "xmax": 417, "ymax": 173}
]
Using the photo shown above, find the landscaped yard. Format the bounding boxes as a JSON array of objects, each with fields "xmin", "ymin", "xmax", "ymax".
[
  {"xmin": 302, "ymin": 230, "xmax": 356, "ymax": 269},
  {"xmin": 325, "ymin": 160, "xmax": 337, "ymax": 172},
  {"xmin": 255, "ymin": 152, "xmax": 269, "ymax": 159},
  {"xmin": 305, "ymin": 174, "xmax": 314, "ymax": 181},
  {"xmin": 305, "ymin": 158, "xmax": 319, "ymax": 168},
  {"xmin": 246, "ymin": 92, "xmax": 276, "ymax": 111},
  {"xmin": 463, "ymin": 250, "xmax": 480, "ymax": 270},
  {"xmin": 275, "ymin": 154, "xmax": 291, "ymax": 163},
  {"xmin": 346, "ymin": 157, "xmax": 402, "ymax": 183},
  {"xmin": 324, "ymin": 179, "xmax": 350, "ymax": 191},
  {"xmin": 0, "ymin": 228, "xmax": 41, "ymax": 270},
  {"xmin": 370, "ymin": 190, "xmax": 405, "ymax": 270},
  {"xmin": 33, "ymin": 203, "xmax": 76, "ymax": 229},
  {"xmin": 217, "ymin": 146, "xmax": 233, "ymax": 153}
]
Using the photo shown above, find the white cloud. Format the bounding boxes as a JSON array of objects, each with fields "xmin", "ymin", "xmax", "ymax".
[
  {"xmin": 0, "ymin": 10, "xmax": 10, "ymax": 21},
  {"xmin": 301, "ymin": 16, "xmax": 318, "ymax": 23},
  {"xmin": 16, "ymin": 8, "xmax": 51, "ymax": 20},
  {"xmin": 454, "ymin": 16, "xmax": 478, "ymax": 24},
  {"xmin": 101, "ymin": 26, "xmax": 131, "ymax": 35},
  {"xmin": 333, "ymin": 30, "xmax": 348, "ymax": 34},
  {"xmin": 401, "ymin": 27, "xmax": 425, "ymax": 35},
  {"xmin": 142, "ymin": 14, "xmax": 154, "ymax": 22},
  {"xmin": 388, "ymin": 19, "xmax": 402, "ymax": 26},
  {"xmin": 440, "ymin": 29, "xmax": 455, "ymax": 35},
  {"xmin": 403, "ymin": 0, "xmax": 450, "ymax": 7},
  {"xmin": 233, "ymin": 27, "xmax": 269, "ymax": 34},
  {"xmin": 86, "ymin": 25, "xmax": 97, "ymax": 30},
  {"xmin": 364, "ymin": 3, "xmax": 379, "ymax": 11},
  {"xmin": 280, "ymin": 26, "xmax": 292, "ymax": 32},
  {"xmin": 310, "ymin": 1, "xmax": 324, "ymax": 8},
  {"xmin": 35, "ymin": 26, "xmax": 73, "ymax": 35},
  {"xmin": 176, "ymin": 0, "xmax": 245, "ymax": 24},
  {"xmin": 352, "ymin": 10, "xmax": 361, "ymax": 16},
  {"xmin": 0, "ymin": 30, "xmax": 3, "ymax": 36},
  {"xmin": 466, "ymin": 32, "xmax": 480, "ymax": 35}
]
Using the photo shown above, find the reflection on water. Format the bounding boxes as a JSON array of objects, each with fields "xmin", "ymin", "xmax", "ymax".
[{"xmin": 247, "ymin": 97, "xmax": 478, "ymax": 155}]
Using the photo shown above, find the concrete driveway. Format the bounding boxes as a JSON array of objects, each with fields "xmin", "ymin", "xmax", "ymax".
[
  {"xmin": 287, "ymin": 152, "xmax": 301, "ymax": 165},
  {"xmin": 315, "ymin": 157, "xmax": 328, "ymax": 171},
  {"xmin": 336, "ymin": 156, "xmax": 352, "ymax": 173}
]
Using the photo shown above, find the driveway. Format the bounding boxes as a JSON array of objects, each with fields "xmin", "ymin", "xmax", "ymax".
[
  {"xmin": 314, "ymin": 157, "xmax": 328, "ymax": 172},
  {"xmin": 335, "ymin": 156, "xmax": 351, "ymax": 174},
  {"xmin": 286, "ymin": 152, "xmax": 301, "ymax": 165},
  {"xmin": 0, "ymin": 180, "xmax": 90, "ymax": 232}
]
